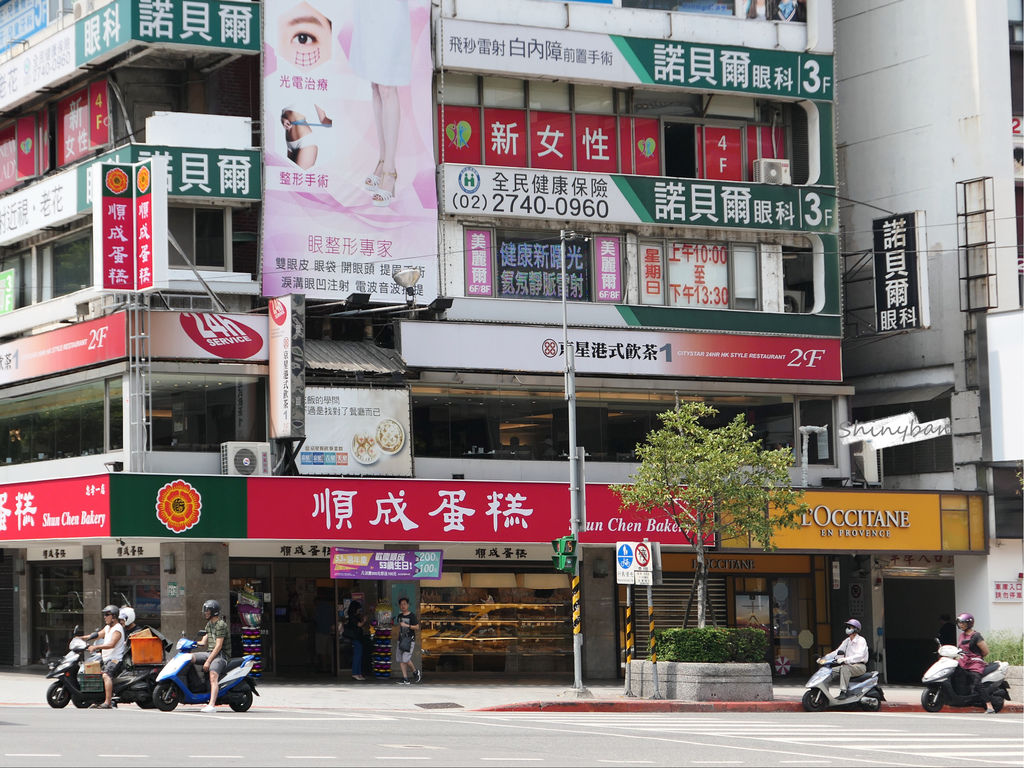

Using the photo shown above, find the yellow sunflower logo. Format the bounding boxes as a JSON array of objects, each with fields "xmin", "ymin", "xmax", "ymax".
[
  {"xmin": 155, "ymin": 479, "xmax": 203, "ymax": 534},
  {"xmin": 105, "ymin": 167, "xmax": 129, "ymax": 195},
  {"xmin": 137, "ymin": 166, "xmax": 150, "ymax": 194}
]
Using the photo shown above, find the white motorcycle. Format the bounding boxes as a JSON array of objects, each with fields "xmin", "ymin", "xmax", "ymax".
[
  {"xmin": 802, "ymin": 650, "xmax": 886, "ymax": 712},
  {"xmin": 921, "ymin": 642, "xmax": 1011, "ymax": 713}
]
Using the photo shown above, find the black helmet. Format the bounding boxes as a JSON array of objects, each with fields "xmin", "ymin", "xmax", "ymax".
[
  {"xmin": 102, "ymin": 604, "xmax": 119, "ymax": 617},
  {"xmin": 202, "ymin": 599, "xmax": 221, "ymax": 616}
]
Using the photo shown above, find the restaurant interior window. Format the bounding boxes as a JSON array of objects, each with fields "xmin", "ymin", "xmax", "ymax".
[
  {"xmin": 150, "ymin": 373, "xmax": 265, "ymax": 452},
  {"xmin": 0, "ymin": 380, "xmax": 111, "ymax": 465}
]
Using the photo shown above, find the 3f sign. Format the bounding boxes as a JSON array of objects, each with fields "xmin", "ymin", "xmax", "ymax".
[{"xmin": 801, "ymin": 60, "xmax": 832, "ymax": 95}]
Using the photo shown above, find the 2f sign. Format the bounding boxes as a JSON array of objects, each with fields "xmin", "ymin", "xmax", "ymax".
[{"xmin": 88, "ymin": 325, "xmax": 108, "ymax": 350}]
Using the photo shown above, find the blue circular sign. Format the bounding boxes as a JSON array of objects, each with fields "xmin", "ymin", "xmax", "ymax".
[{"xmin": 617, "ymin": 543, "xmax": 634, "ymax": 571}]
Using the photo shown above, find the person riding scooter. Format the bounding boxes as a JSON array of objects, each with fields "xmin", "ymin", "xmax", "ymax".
[
  {"xmin": 832, "ymin": 618, "xmax": 869, "ymax": 699},
  {"xmin": 85, "ymin": 604, "xmax": 125, "ymax": 709},
  {"xmin": 956, "ymin": 612, "xmax": 996, "ymax": 714},
  {"xmin": 192, "ymin": 599, "xmax": 232, "ymax": 713}
]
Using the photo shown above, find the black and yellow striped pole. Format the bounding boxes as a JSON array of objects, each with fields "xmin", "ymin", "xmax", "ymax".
[
  {"xmin": 646, "ymin": 561, "xmax": 662, "ymax": 699},
  {"xmin": 623, "ymin": 584, "xmax": 635, "ymax": 696},
  {"xmin": 571, "ymin": 572, "xmax": 582, "ymax": 637}
]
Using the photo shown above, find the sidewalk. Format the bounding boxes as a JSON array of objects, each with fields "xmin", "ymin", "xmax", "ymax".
[{"xmin": 4, "ymin": 668, "xmax": 1021, "ymax": 713}]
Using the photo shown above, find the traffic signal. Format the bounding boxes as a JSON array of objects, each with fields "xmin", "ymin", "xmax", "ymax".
[{"xmin": 551, "ymin": 535, "xmax": 578, "ymax": 574}]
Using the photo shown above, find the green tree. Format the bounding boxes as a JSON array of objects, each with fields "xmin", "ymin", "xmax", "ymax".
[{"xmin": 613, "ymin": 401, "xmax": 807, "ymax": 628}]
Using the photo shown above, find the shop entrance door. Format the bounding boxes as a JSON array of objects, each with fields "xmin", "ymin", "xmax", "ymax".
[
  {"xmin": 272, "ymin": 560, "xmax": 334, "ymax": 677},
  {"xmin": 883, "ymin": 577, "xmax": 955, "ymax": 683}
]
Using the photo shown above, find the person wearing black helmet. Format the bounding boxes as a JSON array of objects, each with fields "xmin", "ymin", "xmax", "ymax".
[
  {"xmin": 193, "ymin": 599, "xmax": 232, "ymax": 713},
  {"xmin": 956, "ymin": 612, "xmax": 995, "ymax": 713},
  {"xmin": 85, "ymin": 604, "xmax": 126, "ymax": 709},
  {"xmin": 831, "ymin": 618, "xmax": 869, "ymax": 699}
]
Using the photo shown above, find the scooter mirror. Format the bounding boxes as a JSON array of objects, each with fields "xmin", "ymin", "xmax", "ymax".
[{"xmin": 72, "ymin": 625, "xmax": 81, "ymax": 635}]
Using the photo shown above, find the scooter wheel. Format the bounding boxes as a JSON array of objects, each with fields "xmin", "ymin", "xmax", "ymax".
[
  {"xmin": 71, "ymin": 695, "xmax": 91, "ymax": 709},
  {"xmin": 802, "ymin": 689, "xmax": 828, "ymax": 712},
  {"xmin": 152, "ymin": 682, "xmax": 181, "ymax": 712},
  {"xmin": 228, "ymin": 689, "xmax": 253, "ymax": 712},
  {"xmin": 989, "ymin": 693, "xmax": 1005, "ymax": 713},
  {"xmin": 46, "ymin": 681, "xmax": 71, "ymax": 709},
  {"xmin": 921, "ymin": 687, "xmax": 944, "ymax": 712},
  {"xmin": 860, "ymin": 697, "xmax": 880, "ymax": 712}
]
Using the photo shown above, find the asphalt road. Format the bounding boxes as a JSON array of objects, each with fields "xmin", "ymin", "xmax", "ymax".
[{"xmin": 0, "ymin": 706, "xmax": 1021, "ymax": 767}]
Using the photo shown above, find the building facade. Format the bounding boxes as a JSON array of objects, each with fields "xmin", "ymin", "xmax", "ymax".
[{"xmin": 0, "ymin": 0, "xmax": 1008, "ymax": 684}]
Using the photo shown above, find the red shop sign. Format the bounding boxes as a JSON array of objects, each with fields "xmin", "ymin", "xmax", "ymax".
[
  {"xmin": 0, "ymin": 475, "xmax": 110, "ymax": 542},
  {"xmin": 437, "ymin": 105, "xmax": 482, "ymax": 166},
  {"xmin": 0, "ymin": 313, "xmax": 126, "ymax": 387},
  {"xmin": 529, "ymin": 111, "xmax": 573, "ymax": 171},
  {"xmin": 483, "ymin": 108, "xmax": 527, "ymax": 168},
  {"xmin": 247, "ymin": 478, "xmax": 708, "ymax": 547}
]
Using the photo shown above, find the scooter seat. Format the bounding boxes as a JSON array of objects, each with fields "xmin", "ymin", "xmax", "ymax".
[
  {"xmin": 849, "ymin": 672, "xmax": 874, "ymax": 684},
  {"xmin": 982, "ymin": 662, "xmax": 1000, "ymax": 677},
  {"xmin": 225, "ymin": 657, "xmax": 245, "ymax": 672}
]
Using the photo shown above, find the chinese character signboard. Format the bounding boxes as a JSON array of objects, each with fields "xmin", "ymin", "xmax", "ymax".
[
  {"xmin": 0, "ymin": 313, "xmax": 126, "ymax": 386},
  {"xmin": 262, "ymin": 0, "xmax": 438, "ymax": 304},
  {"xmin": 0, "ymin": 475, "xmax": 110, "ymax": 542},
  {"xmin": 464, "ymin": 228, "xmax": 493, "ymax": 296},
  {"xmin": 0, "ymin": 0, "xmax": 47, "ymax": 58},
  {"xmin": 400, "ymin": 320, "xmax": 842, "ymax": 382},
  {"xmin": 268, "ymin": 294, "xmax": 305, "ymax": 440},
  {"xmin": 441, "ymin": 19, "xmax": 833, "ymax": 101},
  {"xmin": 873, "ymin": 211, "xmax": 928, "ymax": 332},
  {"xmin": 56, "ymin": 81, "xmax": 109, "ymax": 168},
  {"xmin": 91, "ymin": 158, "xmax": 168, "ymax": 292},
  {"xmin": 443, "ymin": 165, "xmax": 836, "ymax": 233},
  {"xmin": 330, "ymin": 548, "xmax": 442, "ymax": 580},
  {"xmin": 993, "ymin": 580, "xmax": 1023, "ymax": 602},
  {"xmin": 667, "ymin": 241, "xmax": 730, "ymax": 307},
  {"xmin": 300, "ymin": 386, "xmax": 413, "ymax": 477},
  {"xmin": 496, "ymin": 232, "xmax": 590, "ymax": 301}
]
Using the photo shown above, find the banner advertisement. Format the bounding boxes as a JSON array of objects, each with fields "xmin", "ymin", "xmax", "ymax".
[
  {"xmin": 443, "ymin": 164, "xmax": 836, "ymax": 233},
  {"xmin": 148, "ymin": 311, "xmax": 269, "ymax": 361},
  {"xmin": 299, "ymin": 386, "xmax": 412, "ymax": 477},
  {"xmin": 262, "ymin": 0, "xmax": 439, "ymax": 304},
  {"xmin": 330, "ymin": 547, "xmax": 442, "ymax": 579},
  {"xmin": 0, "ymin": 313, "xmax": 126, "ymax": 387},
  {"xmin": 0, "ymin": 475, "xmax": 110, "ymax": 542},
  {"xmin": 268, "ymin": 295, "xmax": 305, "ymax": 440},
  {"xmin": 91, "ymin": 158, "xmax": 168, "ymax": 293},
  {"xmin": 873, "ymin": 211, "xmax": 927, "ymax": 332},
  {"xmin": 399, "ymin": 321, "xmax": 842, "ymax": 382},
  {"xmin": 440, "ymin": 19, "xmax": 833, "ymax": 101},
  {"xmin": 247, "ymin": 478, "xmax": 704, "ymax": 546}
]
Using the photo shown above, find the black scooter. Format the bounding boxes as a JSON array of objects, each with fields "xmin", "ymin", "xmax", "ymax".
[{"xmin": 45, "ymin": 625, "xmax": 170, "ymax": 709}]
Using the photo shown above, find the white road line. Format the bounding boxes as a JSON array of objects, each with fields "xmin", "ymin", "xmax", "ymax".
[
  {"xmin": 283, "ymin": 757, "xmax": 337, "ymax": 760},
  {"xmin": 187, "ymin": 756, "xmax": 245, "ymax": 759},
  {"xmin": 479, "ymin": 760, "xmax": 544, "ymax": 762},
  {"xmin": 595, "ymin": 761, "xmax": 655, "ymax": 765},
  {"xmin": 98, "ymin": 756, "xmax": 147, "ymax": 759},
  {"xmin": 5, "ymin": 755, "xmax": 62, "ymax": 758},
  {"xmin": 373, "ymin": 758, "xmax": 431, "ymax": 761}
]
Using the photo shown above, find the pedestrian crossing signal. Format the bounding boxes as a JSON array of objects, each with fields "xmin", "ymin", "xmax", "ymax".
[{"xmin": 551, "ymin": 536, "xmax": 577, "ymax": 573}]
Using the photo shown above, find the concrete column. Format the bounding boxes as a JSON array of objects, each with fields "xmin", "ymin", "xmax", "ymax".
[
  {"xmin": 14, "ymin": 547, "xmax": 29, "ymax": 665},
  {"xmin": 159, "ymin": 541, "xmax": 230, "ymax": 644},
  {"xmin": 82, "ymin": 543, "xmax": 105, "ymax": 624},
  {"xmin": 581, "ymin": 546, "xmax": 618, "ymax": 679}
]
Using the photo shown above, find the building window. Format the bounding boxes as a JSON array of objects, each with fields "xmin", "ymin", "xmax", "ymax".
[
  {"xmin": 852, "ymin": 399, "xmax": 954, "ymax": 476},
  {"xmin": 169, "ymin": 207, "xmax": 228, "ymax": 270},
  {"xmin": 0, "ymin": 248, "xmax": 34, "ymax": 311},
  {"xmin": 782, "ymin": 246, "xmax": 814, "ymax": 313},
  {"xmin": 49, "ymin": 234, "xmax": 91, "ymax": 298},
  {"xmin": 438, "ymin": 71, "xmax": 479, "ymax": 105},
  {"xmin": 150, "ymin": 373, "xmax": 265, "ymax": 452},
  {"xmin": 797, "ymin": 398, "xmax": 834, "ymax": 465},
  {"xmin": 482, "ymin": 76, "xmax": 525, "ymax": 108},
  {"xmin": 639, "ymin": 239, "xmax": 760, "ymax": 310},
  {"xmin": 528, "ymin": 81, "xmax": 570, "ymax": 111},
  {"xmin": 993, "ymin": 466, "xmax": 1023, "ymax": 539},
  {"xmin": 574, "ymin": 85, "xmax": 615, "ymax": 114}
]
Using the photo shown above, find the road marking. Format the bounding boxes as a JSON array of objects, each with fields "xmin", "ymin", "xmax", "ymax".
[
  {"xmin": 479, "ymin": 760, "xmax": 543, "ymax": 762},
  {"xmin": 373, "ymin": 758, "xmax": 431, "ymax": 761},
  {"xmin": 5, "ymin": 755, "xmax": 62, "ymax": 758},
  {"xmin": 98, "ymin": 756, "xmax": 147, "ymax": 759},
  {"xmin": 188, "ymin": 756, "xmax": 245, "ymax": 759},
  {"xmin": 284, "ymin": 757, "xmax": 337, "ymax": 760},
  {"xmin": 595, "ymin": 761, "xmax": 654, "ymax": 765}
]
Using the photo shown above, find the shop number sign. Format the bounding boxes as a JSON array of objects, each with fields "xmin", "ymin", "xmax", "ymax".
[{"xmin": 616, "ymin": 540, "xmax": 652, "ymax": 585}]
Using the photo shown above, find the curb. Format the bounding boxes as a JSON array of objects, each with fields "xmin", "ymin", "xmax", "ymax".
[{"xmin": 478, "ymin": 699, "xmax": 1024, "ymax": 714}]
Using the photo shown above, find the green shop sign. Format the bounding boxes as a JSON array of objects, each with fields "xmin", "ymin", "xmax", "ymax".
[
  {"xmin": 110, "ymin": 474, "xmax": 246, "ymax": 539},
  {"xmin": 76, "ymin": 0, "xmax": 259, "ymax": 67},
  {"xmin": 78, "ymin": 144, "xmax": 261, "ymax": 208}
]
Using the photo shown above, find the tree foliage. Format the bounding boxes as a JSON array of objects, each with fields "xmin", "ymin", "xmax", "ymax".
[{"xmin": 612, "ymin": 401, "xmax": 807, "ymax": 627}]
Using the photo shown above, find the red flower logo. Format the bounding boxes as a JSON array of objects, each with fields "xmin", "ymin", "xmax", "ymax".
[
  {"xmin": 136, "ymin": 166, "xmax": 150, "ymax": 194},
  {"xmin": 105, "ymin": 167, "xmax": 129, "ymax": 194},
  {"xmin": 155, "ymin": 479, "xmax": 202, "ymax": 534}
]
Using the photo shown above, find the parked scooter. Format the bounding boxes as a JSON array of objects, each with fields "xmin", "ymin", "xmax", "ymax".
[
  {"xmin": 45, "ymin": 624, "xmax": 170, "ymax": 709},
  {"xmin": 921, "ymin": 641, "xmax": 1011, "ymax": 712},
  {"xmin": 802, "ymin": 650, "xmax": 886, "ymax": 712},
  {"xmin": 152, "ymin": 633, "xmax": 258, "ymax": 712}
]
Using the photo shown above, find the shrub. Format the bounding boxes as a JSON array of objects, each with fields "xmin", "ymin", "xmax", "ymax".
[
  {"xmin": 987, "ymin": 631, "xmax": 1023, "ymax": 666},
  {"xmin": 650, "ymin": 627, "xmax": 768, "ymax": 663}
]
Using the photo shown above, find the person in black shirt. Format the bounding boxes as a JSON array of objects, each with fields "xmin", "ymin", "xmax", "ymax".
[{"xmin": 395, "ymin": 597, "xmax": 420, "ymax": 684}]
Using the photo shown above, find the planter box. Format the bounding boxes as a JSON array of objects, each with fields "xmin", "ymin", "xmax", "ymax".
[{"xmin": 627, "ymin": 660, "xmax": 773, "ymax": 701}]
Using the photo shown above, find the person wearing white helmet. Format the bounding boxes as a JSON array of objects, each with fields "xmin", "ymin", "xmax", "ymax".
[
  {"xmin": 831, "ymin": 618, "xmax": 869, "ymax": 699},
  {"xmin": 119, "ymin": 606, "xmax": 138, "ymax": 637}
]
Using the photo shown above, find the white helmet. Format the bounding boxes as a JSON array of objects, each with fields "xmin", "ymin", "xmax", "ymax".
[{"xmin": 119, "ymin": 607, "xmax": 136, "ymax": 625}]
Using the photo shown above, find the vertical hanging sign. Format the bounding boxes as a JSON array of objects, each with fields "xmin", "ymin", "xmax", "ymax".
[
  {"xmin": 872, "ymin": 211, "xmax": 928, "ymax": 332},
  {"xmin": 268, "ymin": 294, "xmax": 306, "ymax": 440},
  {"xmin": 92, "ymin": 158, "xmax": 167, "ymax": 292}
]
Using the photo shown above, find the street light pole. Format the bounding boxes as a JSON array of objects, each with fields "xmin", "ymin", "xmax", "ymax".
[{"xmin": 560, "ymin": 228, "xmax": 590, "ymax": 697}]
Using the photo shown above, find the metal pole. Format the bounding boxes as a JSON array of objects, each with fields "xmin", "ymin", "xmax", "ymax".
[
  {"xmin": 624, "ymin": 583, "xmax": 634, "ymax": 696},
  {"xmin": 647, "ymin": 579, "xmax": 662, "ymax": 699},
  {"xmin": 561, "ymin": 229, "xmax": 589, "ymax": 697}
]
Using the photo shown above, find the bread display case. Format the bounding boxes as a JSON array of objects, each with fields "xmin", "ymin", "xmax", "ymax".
[{"xmin": 420, "ymin": 584, "xmax": 572, "ymax": 673}]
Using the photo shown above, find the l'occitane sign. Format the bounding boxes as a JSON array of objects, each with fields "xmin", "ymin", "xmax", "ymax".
[{"xmin": 771, "ymin": 491, "xmax": 942, "ymax": 551}]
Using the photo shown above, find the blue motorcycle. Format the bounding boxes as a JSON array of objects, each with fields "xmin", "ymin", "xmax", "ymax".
[{"xmin": 152, "ymin": 634, "xmax": 258, "ymax": 712}]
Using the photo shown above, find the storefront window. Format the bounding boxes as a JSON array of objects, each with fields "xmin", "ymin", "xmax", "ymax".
[
  {"xmin": 106, "ymin": 560, "xmax": 160, "ymax": 629},
  {"xmin": 420, "ymin": 572, "xmax": 572, "ymax": 673},
  {"xmin": 0, "ymin": 379, "xmax": 117, "ymax": 465},
  {"xmin": 412, "ymin": 385, "xmax": 795, "ymax": 461},
  {"xmin": 150, "ymin": 373, "xmax": 265, "ymax": 452},
  {"xmin": 32, "ymin": 562, "xmax": 83, "ymax": 664}
]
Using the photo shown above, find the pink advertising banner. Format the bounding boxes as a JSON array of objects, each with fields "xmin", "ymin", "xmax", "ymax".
[
  {"xmin": 148, "ymin": 312, "xmax": 269, "ymax": 361},
  {"xmin": 0, "ymin": 313, "xmax": 126, "ymax": 386},
  {"xmin": 262, "ymin": 0, "xmax": 438, "ymax": 305},
  {"xmin": 464, "ymin": 228, "xmax": 493, "ymax": 296},
  {"xmin": 0, "ymin": 474, "xmax": 110, "ymax": 542},
  {"xmin": 246, "ymin": 477, "xmax": 706, "ymax": 547}
]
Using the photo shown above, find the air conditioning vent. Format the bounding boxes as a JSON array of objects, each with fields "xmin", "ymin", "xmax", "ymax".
[
  {"xmin": 753, "ymin": 158, "xmax": 792, "ymax": 186},
  {"xmin": 783, "ymin": 290, "xmax": 805, "ymax": 314},
  {"xmin": 220, "ymin": 442, "xmax": 271, "ymax": 476}
]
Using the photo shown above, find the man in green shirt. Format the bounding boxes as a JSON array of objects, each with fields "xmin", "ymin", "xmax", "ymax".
[{"xmin": 194, "ymin": 599, "xmax": 231, "ymax": 712}]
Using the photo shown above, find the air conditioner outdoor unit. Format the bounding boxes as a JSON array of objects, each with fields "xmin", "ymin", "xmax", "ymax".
[
  {"xmin": 852, "ymin": 444, "xmax": 882, "ymax": 485},
  {"xmin": 220, "ymin": 442, "xmax": 271, "ymax": 476},
  {"xmin": 783, "ymin": 290, "xmax": 805, "ymax": 314},
  {"xmin": 753, "ymin": 157, "xmax": 791, "ymax": 185},
  {"xmin": 73, "ymin": 0, "xmax": 94, "ymax": 20}
]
